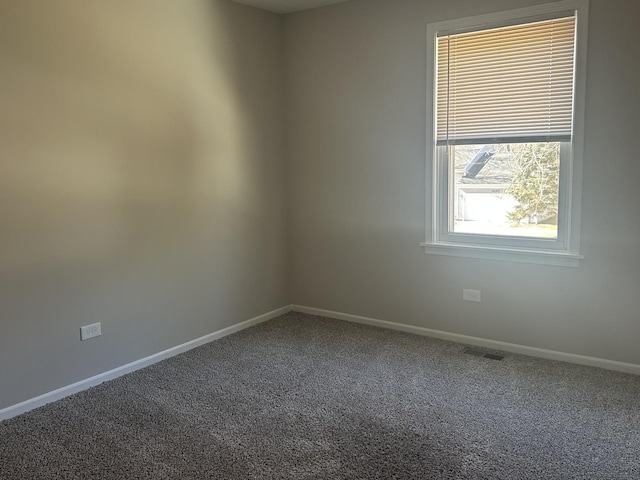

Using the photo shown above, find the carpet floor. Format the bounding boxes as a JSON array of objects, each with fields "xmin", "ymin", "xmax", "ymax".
[{"xmin": 1, "ymin": 312, "xmax": 639, "ymax": 479}]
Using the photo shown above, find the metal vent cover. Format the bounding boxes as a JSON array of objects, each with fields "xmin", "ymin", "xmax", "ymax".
[{"xmin": 464, "ymin": 348, "xmax": 505, "ymax": 361}]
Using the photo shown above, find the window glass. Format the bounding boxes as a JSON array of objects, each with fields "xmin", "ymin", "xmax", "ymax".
[{"xmin": 449, "ymin": 142, "xmax": 560, "ymax": 239}]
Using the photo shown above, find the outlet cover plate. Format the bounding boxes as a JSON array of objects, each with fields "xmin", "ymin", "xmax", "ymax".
[
  {"xmin": 463, "ymin": 289, "xmax": 482, "ymax": 303},
  {"xmin": 80, "ymin": 323, "xmax": 102, "ymax": 341}
]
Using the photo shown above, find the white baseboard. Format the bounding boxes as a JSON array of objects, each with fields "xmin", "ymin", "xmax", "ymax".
[
  {"xmin": 4, "ymin": 303, "xmax": 637, "ymax": 422},
  {"xmin": 292, "ymin": 305, "xmax": 640, "ymax": 376},
  {"xmin": 0, "ymin": 305, "xmax": 292, "ymax": 422}
]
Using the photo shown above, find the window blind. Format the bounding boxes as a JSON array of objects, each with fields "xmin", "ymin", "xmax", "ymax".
[{"xmin": 436, "ymin": 16, "xmax": 576, "ymax": 146}]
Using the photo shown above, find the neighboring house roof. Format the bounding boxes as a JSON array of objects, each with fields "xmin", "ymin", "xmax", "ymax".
[{"xmin": 454, "ymin": 145, "xmax": 514, "ymax": 186}]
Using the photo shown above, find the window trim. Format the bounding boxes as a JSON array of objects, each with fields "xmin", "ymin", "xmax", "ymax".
[{"xmin": 422, "ymin": 0, "xmax": 589, "ymax": 267}]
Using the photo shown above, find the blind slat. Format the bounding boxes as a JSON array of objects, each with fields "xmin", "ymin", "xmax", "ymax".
[{"xmin": 436, "ymin": 15, "xmax": 576, "ymax": 144}]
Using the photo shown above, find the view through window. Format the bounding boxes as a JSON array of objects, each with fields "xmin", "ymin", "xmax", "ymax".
[{"xmin": 451, "ymin": 142, "xmax": 560, "ymax": 239}]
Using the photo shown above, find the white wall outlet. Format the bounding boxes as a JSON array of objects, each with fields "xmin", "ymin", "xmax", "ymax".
[
  {"xmin": 463, "ymin": 289, "xmax": 482, "ymax": 303},
  {"xmin": 80, "ymin": 323, "xmax": 101, "ymax": 341}
]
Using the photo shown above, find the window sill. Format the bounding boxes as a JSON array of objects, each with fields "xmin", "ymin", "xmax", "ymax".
[{"xmin": 420, "ymin": 242, "xmax": 583, "ymax": 267}]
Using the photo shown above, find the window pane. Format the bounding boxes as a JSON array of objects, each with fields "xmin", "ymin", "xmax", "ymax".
[{"xmin": 450, "ymin": 143, "xmax": 560, "ymax": 239}]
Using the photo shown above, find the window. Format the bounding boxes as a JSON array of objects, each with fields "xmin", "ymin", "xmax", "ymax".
[{"xmin": 423, "ymin": 1, "xmax": 588, "ymax": 267}]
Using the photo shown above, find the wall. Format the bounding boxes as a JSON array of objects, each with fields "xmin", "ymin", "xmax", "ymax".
[
  {"xmin": 0, "ymin": 0, "xmax": 287, "ymax": 409},
  {"xmin": 285, "ymin": 0, "xmax": 640, "ymax": 364}
]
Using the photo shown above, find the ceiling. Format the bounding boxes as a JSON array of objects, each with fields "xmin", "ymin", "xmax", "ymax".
[{"xmin": 232, "ymin": 0, "xmax": 350, "ymax": 14}]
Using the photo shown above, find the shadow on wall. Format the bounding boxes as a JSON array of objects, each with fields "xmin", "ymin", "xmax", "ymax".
[
  {"xmin": 0, "ymin": 0, "xmax": 256, "ymax": 280},
  {"xmin": 0, "ymin": 0, "xmax": 285, "ymax": 409}
]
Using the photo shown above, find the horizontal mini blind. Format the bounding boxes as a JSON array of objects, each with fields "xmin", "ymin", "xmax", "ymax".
[{"xmin": 436, "ymin": 15, "xmax": 576, "ymax": 146}]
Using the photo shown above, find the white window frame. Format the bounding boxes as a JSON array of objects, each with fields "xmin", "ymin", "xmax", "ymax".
[{"xmin": 422, "ymin": 0, "xmax": 589, "ymax": 267}]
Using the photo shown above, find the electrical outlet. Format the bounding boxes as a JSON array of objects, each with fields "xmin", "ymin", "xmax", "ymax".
[
  {"xmin": 463, "ymin": 289, "xmax": 482, "ymax": 303},
  {"xmin": 80, "ymin": 323, "xmax": 101, "ymax": 341}
]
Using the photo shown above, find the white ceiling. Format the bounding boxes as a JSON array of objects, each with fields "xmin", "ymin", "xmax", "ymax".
[{"xmin": 232, "ymin": 0, "xmax": 350, "ymax": 14}]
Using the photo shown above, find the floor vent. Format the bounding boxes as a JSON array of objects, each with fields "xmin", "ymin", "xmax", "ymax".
[
  {"xmin": 464, "ymin": 349, "xmax": 505, "ymax": 361},
  {"xmin": 483, "ymin": 353, "xmax": 505, "ymax": 361}
]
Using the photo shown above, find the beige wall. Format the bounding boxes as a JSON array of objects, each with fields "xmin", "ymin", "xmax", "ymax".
[
  {"xmin": 285, "ymin": 0, "xmax": 640, "ymax": 364},
  {"xmin": 0, "ymin": 0, "xmax": 287, "ymax": 409}
]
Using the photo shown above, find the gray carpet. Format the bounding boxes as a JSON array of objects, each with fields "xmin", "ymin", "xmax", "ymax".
[{"xmin": 1, "ymin": 312, "xmax": 639, "ymax": 479}]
